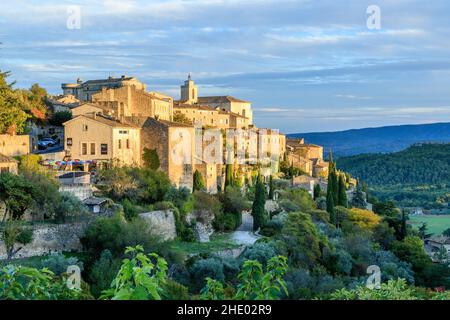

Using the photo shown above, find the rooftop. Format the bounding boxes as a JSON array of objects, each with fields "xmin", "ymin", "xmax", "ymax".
[
  {"xmin": 197, "ymin": 96, "xmax": 250, "ymax": 104},
  {"xmin": 64, "ymin": 113, "xmax": 138, "ymax": 128}
]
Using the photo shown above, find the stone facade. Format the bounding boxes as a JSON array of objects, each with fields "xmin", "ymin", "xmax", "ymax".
[
  {"xmin": 62, "ymin": 76, "xmax": 146, "ymax": 101},
  {"xmin": 71, "ymin": 103, "xmax": 104, "ymax": 117},
  {"xmin": 63, "ymin": 114, "xmax": 141, "ymax": 166},
  {"xmin": 92, "ymin": 85, "xmax": 173, "ymax": 121},
  {"xmin": 127, "ymin": 117, "xmax": 195, "ymax": 190},
  {"xmin": 174, "ymin": 104, "xmax": 250, "ymax": 129},
  {"xmin": 0, "ymin": 134, "xmax": 30, "ymax": 157},
  {"xmin": 177, "ymin": 76, "xmax": 253, "ymax": 125},
  {"xmin": 286, "ymin": 138, "xmax": 329, "ymax": 178}
]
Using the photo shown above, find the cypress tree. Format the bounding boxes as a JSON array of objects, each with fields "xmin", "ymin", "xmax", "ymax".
[
  {"xmin": 326, "ymin": 189, "xmax": 336, "ymax": 225},
  {"xmin": 252, "ymin": 174, "xmax": 266, "ymax": 231},
  {"xmin": 313, "ymin": 184, "xmax": 321, "ymax": 200},
  {"xmin": 193, "ymin": 170, "xmax": 205, "ymax": 192},
  {"xmin": 337, "ymin": 175, "xmax": 348, "ymax": 207},
  {"xmin": 326, "ymin": 161, "xmax": 336, "ymax": 209},
  {"xmin": 225, "ymin": 164, "xmax": 233, "ymax": 190},
  {"xmin": 399, "ymin": 210, "xmax": 408, "ymax": 240},
  {"xmin": 268, "ymin": 175, "xmax": 274, "ymax": 200}
]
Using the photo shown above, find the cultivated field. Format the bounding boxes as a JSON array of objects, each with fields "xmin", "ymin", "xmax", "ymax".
[{"xmin": 409, "ymin": 215, "xmax": 450, "ymax": 235}]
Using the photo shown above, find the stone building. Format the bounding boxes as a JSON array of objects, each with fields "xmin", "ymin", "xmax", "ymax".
[
  {"xmin": 62, "ymin": 75, "xmax": 146, "ymax": 101},
  {"xmin": 124, "ymin": 117, "xmax": 195, "ymax": 190},
  {"xmin": 176, "ymin": 75, "xmax": 253, "ymax": 125},
  {"xmin": 286, "ymin": 138, "xmax": 328, "ymax": 178},
  {"xmin": 92, "ymin": 85, "xmax": 173, "ymax": 121},
  {"xmin": 173, "ymin": 103, "xmax": 250, "ymax": 129},
  {"xmin": 59, "ymin": 74, "xmax": 289, "ymax": 193},
  {"xmin": 63, "ymin": 114, "xmax": 141, "ymax": 166},
  {"xmin": 71, "ymin": 103, "xmax": 104, "ymax": 117}
]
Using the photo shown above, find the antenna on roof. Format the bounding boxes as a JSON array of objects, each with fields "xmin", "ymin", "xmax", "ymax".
[{"xmin": 188, "ymin": 73, "xmax": 192, "ymax": 81}]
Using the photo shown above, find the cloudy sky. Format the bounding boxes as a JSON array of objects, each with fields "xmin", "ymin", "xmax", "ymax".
[{"xmin": 1, "ymin": 0, "xmax": 449, "ymax": 133}]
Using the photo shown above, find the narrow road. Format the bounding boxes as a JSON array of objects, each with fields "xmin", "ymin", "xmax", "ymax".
[{"xmin": 231, "ymin": 212, "xmax": 260, "ymax": 246}]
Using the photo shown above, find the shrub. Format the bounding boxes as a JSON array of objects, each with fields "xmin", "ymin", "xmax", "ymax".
[
  {"xmin": 161, "ymin": 279, "xmax": 190, "ymax": 300},
  {"xmin": 88, "ymin": 249, "xmax": 122, "ymax": 298},
  {"xmin": 80, "ymin": 214, "xmax": 162, "ymax": 263},
  {"xmin": 40, "ymin": 252, "xmax": 84, "ymax": 276},
  {"xmin": 346, "ymin": 208, "xmax": 381, "ymax": 230},
  {"xmin": 241, "ymin": 242, "xmax": 278, "ymax": 266},
  {"xmin": 122, "ymin": 198, "xmax": 138, "ymax": 221},
  {"xmin": 189, "ymin": 258, "xmax": 225, "ymax": 292},
  {"xmin": 54, "ymin": 192, "xmax": 88, "ymax": 223}
]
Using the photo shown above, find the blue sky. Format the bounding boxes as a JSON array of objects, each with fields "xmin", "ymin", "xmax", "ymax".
[{"xmin": 1, "ymin": 0, "xmax": 449, "ymax": 133}]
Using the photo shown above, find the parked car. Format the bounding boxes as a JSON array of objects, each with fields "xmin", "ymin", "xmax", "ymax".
[{"xmin": 37, "ymin": 138, "xmax": 57, "ymax": 149}]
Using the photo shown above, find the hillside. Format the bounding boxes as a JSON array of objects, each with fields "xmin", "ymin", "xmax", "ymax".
[
  {"xmin": 288, "ymin": 122, "xmax": 450, "ymax": 157},
  {"xmin": 337, "ymin": 143, "xmax": 450, "ymax": 209}
]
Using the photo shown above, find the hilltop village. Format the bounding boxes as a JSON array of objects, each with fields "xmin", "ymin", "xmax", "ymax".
[
  {"xmin": 1, "ymin": 71, "xmax": 450, "ymax": 300},
  {"xmin": 1, "ymin": 74, "xmax": 328, "ymax": 193}
]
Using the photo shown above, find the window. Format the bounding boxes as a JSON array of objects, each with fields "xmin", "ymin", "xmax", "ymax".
[
  {"xmin": 118, "ymin": 139, "xmax": 122, "ymax": 149},
  {"xmin": 119, "ymin": 130, "xmax": 128, "ymax": 134},
  {"xmin": 101, "ymin": 144, "xmax": 108, "ymax": 155},
  {"xmin": 83, "ymin": 124, "xmax": 88, "ymax": 131},
  {"xmin": 126, "ymin": 139, "xmax": 130, "ymax": 149},
  {"xmin": 90, "ymin": 143, "xmax": 96, "ymax": 155},
  {"xmin": 81, "ymin": 143, "xmax": 87, "ymax": 155},
  {"xmin": 67, "ymin": 138, "xmax": 73, "ymax": 146}
]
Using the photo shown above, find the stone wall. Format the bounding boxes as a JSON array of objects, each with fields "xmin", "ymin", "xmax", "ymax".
[
  {"xmin": 0, "ymin": 134, "xmax": 30, "ymax": 157},
  {"xmin": 59, "ymin": 185, "xmax": 93, "ymax": 201},
  {"xmin": 139, "ymin": 210, "xmax": 177, "ymax": 241},
  {"xmin": 0, "ymin": 222, "xmax": 87, "ymax": 259}
]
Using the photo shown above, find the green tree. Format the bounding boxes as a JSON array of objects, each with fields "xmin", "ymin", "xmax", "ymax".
[
  {"xmin": 142, "ymin": 148, "xmax": 160, "ymax": 170},
  {"xmin": 251, "ymin": 174, "xmax": 266, "ymax": 231},
  {"xmin": 193, "ymin": 170, "xmax": 206, "ymax": 192},
  {"xmin": 313, "ymin": 184, "xmax": 321, "ymax": 200},
  {"xmin": 122, "ymin": 198, "xmax": 138, "ymax": 221},
  {"xmin": 101, "ymin": 246, "xmax": 168, "ymax": 300},
  {"xmin": 0, "ymin": 173, "xmax": 36, "ymax": 222},
  {"xmin": 418, "ymin": 222, "xmax": 432, "ymax": 240},
  {"xmin": 17, "ymin": 154, "xmax": 42, "ymax": 173},
  {"xmin": 351, "ymin": 184, "xmax": 367, "ymax": 209},
  {"xmin": 392, "ymin": 236, "xmax": 431, "ymax": 275},
  {"xmin": 281, "ymin": 212, "xmax": 324, "ymax": 268},
  {"xmin": 173, "ymin": 112, "xmax": 193, "ymax": 125},
  {"xmin": 0, "ymin": 71, "xmax": 30, "ymax": 134},
  {"xmin": 268, "ymin": 175, "xmax": 274, "ymax": 200},
  {"xmin": 48, "ymin": 111, "xmax": 72, "ymax": 126},
  {"xmin": 0, "ymin": 265, "xmax": 88, "ymax": 300},
  {"xmin": 200, "ymin": 256, "xmax": 289, "ymax": 300},
  {"xmin": 225, "ymin": 164, "xmax": 233, "ymax": 191},
  {"xmin": 330, "ymin": 279, "xmax": 419, "ymax": 300},
  {"xmin": 337, "ymin": 175, "xmax": 348, "ymax": 207},
  {"xmin": 443, "ymin": 228, "xmax": 450, "ymax": 237},
  {"xmin": 326, "ymin": 188, "xmax": 336, "ymax": 226},
  {"xmin": 1, "ymin": 221, "xmax": 33, "ymax": 262}
]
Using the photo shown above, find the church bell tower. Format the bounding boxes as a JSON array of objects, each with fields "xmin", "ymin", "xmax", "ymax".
[{"xmin": 180, "ymin": 73, "xmax": 198, "ymax": 104}]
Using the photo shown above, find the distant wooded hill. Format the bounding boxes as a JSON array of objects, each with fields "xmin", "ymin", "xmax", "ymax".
[
  {"xmin": 336, "ymin": 143, "xmax": 450, "ymax": 209},
  {"xmin": 288, "ymin": 122, "xmax": 450, "ymax": 158}
]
